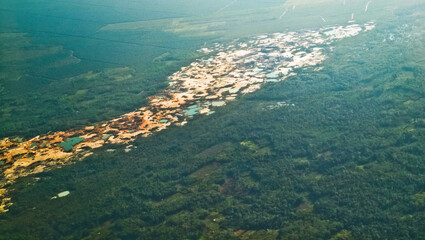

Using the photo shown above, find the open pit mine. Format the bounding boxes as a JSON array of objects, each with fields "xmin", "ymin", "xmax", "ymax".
[{"xmin": 0, "ymin": 22, "xmax": 375, "ymax": 212}]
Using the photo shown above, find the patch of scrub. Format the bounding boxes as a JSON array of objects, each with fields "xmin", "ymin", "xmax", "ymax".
[
  {"xmin": 102, "ymin": 134, "xmax": 111, "ymax": 140},
  {"xmin": 57, "ymin": 137, "xmax": 84, "ymax": 152},
  {"xmin": 66, "ymin": 67, "xmax": 134, "ymax": 83},
  {"xmin": 240, "ymin": 140, "xmax": 260, "ymax": 151},
  {"xmin": 190, "ymin": 163, "xmax": 221, "ymax": 179},
  {"xmin": 12, "ymin": 137, "xmax": 24, "ymax": 143}
]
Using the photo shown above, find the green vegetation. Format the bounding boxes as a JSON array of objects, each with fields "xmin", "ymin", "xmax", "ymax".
[
  {"xmin": 102, "ymin": 134, "xmax": 112, "ymax": 140},
  {"xmin": 1, "ymin": 0, "xmax": 425, "ymax": 239}
]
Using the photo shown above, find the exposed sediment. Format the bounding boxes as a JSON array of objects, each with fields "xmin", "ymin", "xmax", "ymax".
[{"xmin": 0, "ymin": 23, "xmax": 375, "ymax": 212}]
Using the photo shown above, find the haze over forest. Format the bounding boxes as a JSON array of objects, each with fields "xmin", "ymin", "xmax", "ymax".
[{"xmin": 1, "ymin": 0, "xmax": 425, "ymax": 239}]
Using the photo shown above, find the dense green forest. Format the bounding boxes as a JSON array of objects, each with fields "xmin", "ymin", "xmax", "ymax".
[
  {"xmin": 2, "ymin": 0, "xmax": 425, "ymax": 239},
  {"xmin": 1, "ymin": 2, "xmax": 425, "ymax": 239}
]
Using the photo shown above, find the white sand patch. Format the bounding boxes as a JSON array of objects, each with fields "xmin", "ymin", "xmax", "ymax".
[{"xmin": 212, "ymin": 101, "xmax": 226, "ymax": 107}]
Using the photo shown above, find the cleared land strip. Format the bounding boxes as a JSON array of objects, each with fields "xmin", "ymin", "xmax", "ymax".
[{"xmin": 0, "ymin": 22, "xmax": 375, "ymax": 212}]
